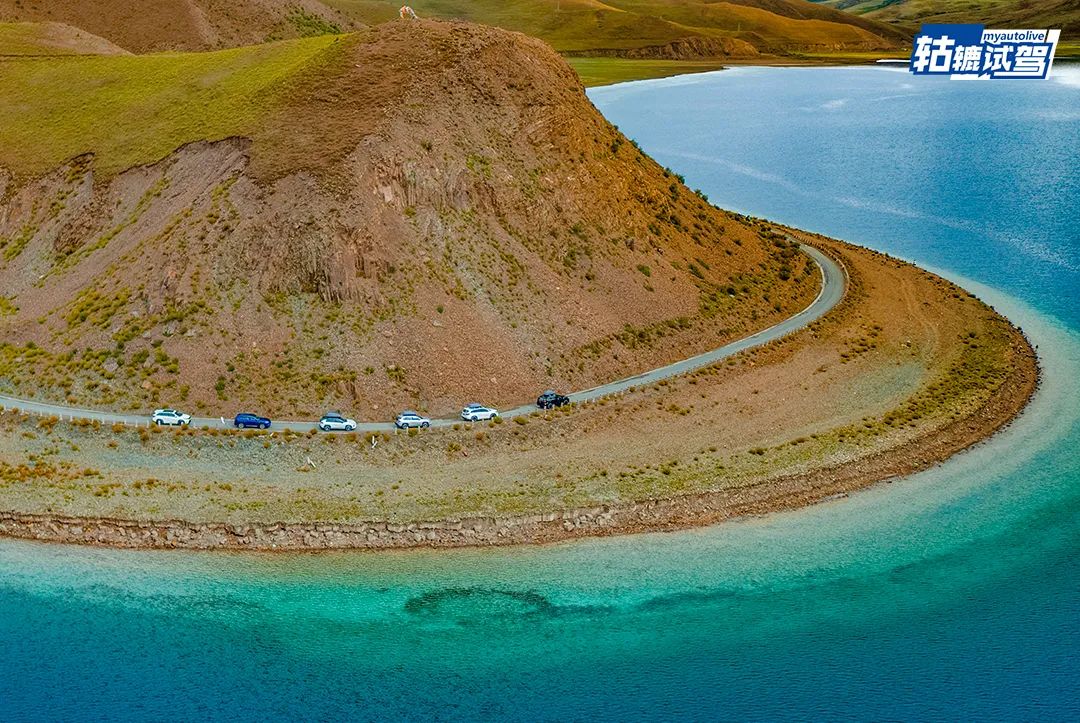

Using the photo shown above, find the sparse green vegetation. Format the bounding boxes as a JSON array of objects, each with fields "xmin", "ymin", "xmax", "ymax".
[
  {"xmin": 465, "ymin": 154, "xmax": 492, "ymax": 178},
  {"xmin": 64, "ymin": 288, "xmax": 132, "ymax": 330},
  {"xmin": 56, "ymin": 178, "xmax": 169, "ymax": 268},
  {"xmin": 0, "ymin": 221, "xmax": 38, "ymax": 261},
  {"xmin": 285, "ymin": 10, "xmax": 341, "ymax": 38}
]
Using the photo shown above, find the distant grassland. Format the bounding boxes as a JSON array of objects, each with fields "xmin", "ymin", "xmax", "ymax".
[
  {"xmin": 324, "ymin": 0, "xmax": 698, "ymax": 52},
  {"xmin": 568, "ymin": 51, "xmax": 910, "ymax": 86},
  {"xmin": 323, "ymin": 0, "xmax": 909, "ymax": 53},
  {"xmin": 814, "ymin": 0, "xmax": 1080, "ymax": 29},
  {"xmin": 568, "ymin": 58, "xmax": 728, "ymax": 87},
  {"xmin": 0, "ymin": 34, "xmax": 343, "ymax": 178}
]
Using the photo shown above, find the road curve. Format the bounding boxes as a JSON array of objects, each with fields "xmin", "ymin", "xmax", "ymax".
[{"xmin": 0, "ymin": 244, "xmax": 845, "ymax": 434}]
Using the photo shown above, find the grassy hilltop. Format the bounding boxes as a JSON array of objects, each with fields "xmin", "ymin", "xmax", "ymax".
[
  {"xmin": 0, "ymin": 0, "xmax": 356, "ymax": 52},
  {"xmin": 0, "ymin": 34, "xmax": 341, "ymax": 178},
  {"xmin": 0, "ymin": 34, "xmax": 343, "ymax": 178}
]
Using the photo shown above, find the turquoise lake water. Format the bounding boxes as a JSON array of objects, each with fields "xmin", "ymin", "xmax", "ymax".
[{"xmin": 1, "ymin": 67, "xmax": 1078, "ymax": 720}]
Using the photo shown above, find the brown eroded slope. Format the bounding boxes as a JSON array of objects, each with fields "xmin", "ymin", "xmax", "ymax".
[{"xmin": 0, "ymin": 21, "xmax": 818, "ymax": 420}]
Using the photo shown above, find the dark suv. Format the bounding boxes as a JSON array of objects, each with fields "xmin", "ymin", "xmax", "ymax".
[
  {"xmin": 233, "ymin": 412, "xmax": 271, "ymax": 429},
  {"xmin": 536, "ymin": 390, "xmax": 570, "ymax": 409}
]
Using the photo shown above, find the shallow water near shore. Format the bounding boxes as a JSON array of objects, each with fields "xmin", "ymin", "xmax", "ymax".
[{"xmin": 2, "ymin": 67, "xmax": 1079, "ymax": 720}]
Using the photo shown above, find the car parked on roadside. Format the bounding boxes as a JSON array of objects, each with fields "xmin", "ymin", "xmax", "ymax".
[
  {"xmin": 460, "ymin": 403, "xmax": 499, "ymax": 422},
  {"xmin": 536, "ymin": 390, "xmax": 570, "ymax": 409},
  {"xmin": 233, "ymin": 412, "xmax": 271, "ymax": 430},
  {"xmin": 395, "ymin": 411, "xmax": 431, "ymax": 429},
  {"xmin": 151, "ymin": 408, "xmax": 191, "ymax": 426},
  {"xmin": 318, "ymin": 413, "xmax": 356, "ymax": 432}
]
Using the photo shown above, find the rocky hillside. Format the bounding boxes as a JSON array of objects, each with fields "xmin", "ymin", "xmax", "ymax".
[
  {"xmin": 0, "ymin": 0, "xmax": 357, "ymax": 53},
  {"xmin": 0, "ymin": 21, "xmax": 819, "ymax": 419}
]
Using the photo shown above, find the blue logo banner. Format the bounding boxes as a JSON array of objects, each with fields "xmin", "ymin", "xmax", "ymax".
[{"xmin": 910, "ymin": 24, "xmax": 1060, "ymax": 79}]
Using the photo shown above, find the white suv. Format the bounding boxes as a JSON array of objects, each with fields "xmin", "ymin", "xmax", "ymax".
[
  {"xmin": 395, "ymin": 411, "xmax": 431, "ymax": 429},
  {"xmin": 151, "ymin": 408, "xmax": 191, "ymax": 426},
  {"xmin": 460, "ymin": 403, "xmax": 498, "ymax": 422},
  {"xmin": 318, "ymin": 413, "xmax": 357, "ymax": 432}
]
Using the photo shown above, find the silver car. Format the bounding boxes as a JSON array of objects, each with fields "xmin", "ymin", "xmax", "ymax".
[
  {"xmin": 318, "ymin": 413, "xmax": 357, "ymax": 432},
  {"xmin": 460, "ymin": 403, "xmax": 499, "ymax": 422},
  {"xmin": 151, "ymin": 408, "xmax": 191, "ymax": 426},
  {"xmin": 395, "ymin": 411, "xmax": 431, "ymax": 429}
]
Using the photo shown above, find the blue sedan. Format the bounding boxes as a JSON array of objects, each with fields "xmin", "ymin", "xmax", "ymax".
[{"xmin": 233, "ymin": 412, "xmax": 271, "ymax": 430}]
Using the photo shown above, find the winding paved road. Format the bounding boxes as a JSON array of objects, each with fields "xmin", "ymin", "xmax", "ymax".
[{"xmin": 0, "ymin": 244, "xmax": 844, "ymax": 433}]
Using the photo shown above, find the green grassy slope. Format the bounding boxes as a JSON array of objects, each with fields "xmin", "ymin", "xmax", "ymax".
[
  {"xmin": 568, "ymin": 57, "xmax": 728, "ymax": 85},
  {"xmin": 0, "ymin": 0, "xmax": 355, "ymax": 53},
  {"xmin": 0, "ymin": 34, "xmax": 344, "ymax": 178}
]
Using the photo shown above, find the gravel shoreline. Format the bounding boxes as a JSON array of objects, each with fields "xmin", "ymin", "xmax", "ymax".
[{"xmin": 0, "ymin": 329, "xmax": 1038, "ymax": 551}]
